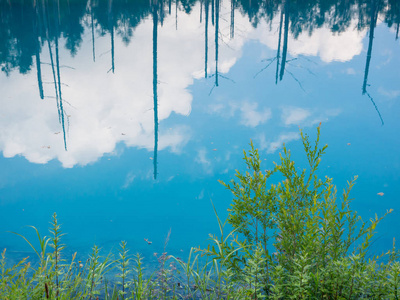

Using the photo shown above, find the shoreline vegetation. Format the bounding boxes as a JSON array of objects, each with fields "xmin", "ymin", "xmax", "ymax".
[{"xmin": 2, "ymin": 126, "xmax": 399, "ymax": 299}]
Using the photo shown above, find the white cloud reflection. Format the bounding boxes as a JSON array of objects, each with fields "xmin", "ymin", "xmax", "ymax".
[
  {"xmin": 240, "ymin": 102, "xmax": 272, "ymax": 127},
  {"xmin": 195, "ymin": 149, "xmax": 212, "ymax": 174},
  {"xmin": 258, "ymin": 132, "xmax": 301, "ymax": 154},
  {"xmin": 252, "ymin": 18, "xmax": 367, "ymax": 63},
  {"xmin": 0, "ymin": 2, "xmax": 253, "ymax": 167},
  {"xmin": 282, "ymin": 107, "xmax": 311, "ymax": 126},
  {"xmin": 0, "ymin": 2, "xmax": 358, "ymax": 167},
  {"xmin": 122, "ymin": 172, "xmax": 136, "ymax": 189},
  {"xmin": 378, "ymin": 87, "xmax": 400, "ymax": 99}
]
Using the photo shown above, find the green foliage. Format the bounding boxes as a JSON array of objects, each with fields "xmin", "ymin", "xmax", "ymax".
[
  {"xmin": 1, "ymin": 125, "xmax": 398, "ymax": 299},
  {"xmin": 117, "ymin": 241, "xmax": 131, "ymax": 299},
  {"xmin": 215, "ymin": 124, "xmax": 395, "ymax": 299},
  {"xmin": 131, "ymin": 253, "xmax": 155, "ymax": 299}
]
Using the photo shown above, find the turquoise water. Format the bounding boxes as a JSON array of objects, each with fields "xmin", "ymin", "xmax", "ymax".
[{"xmin": 1, "ymin": 0, "xmax": 399, "ymax": 264}]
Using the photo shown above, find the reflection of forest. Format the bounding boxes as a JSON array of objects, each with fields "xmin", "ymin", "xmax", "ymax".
[{"xmin": 1, "ymin": 0, "xmax": 399, "ymax": 76}]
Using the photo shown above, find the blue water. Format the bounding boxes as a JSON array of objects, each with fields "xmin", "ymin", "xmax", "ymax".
[{"xmin": 1, "ymin": 0, "xmax": 400, "ymax": 264}]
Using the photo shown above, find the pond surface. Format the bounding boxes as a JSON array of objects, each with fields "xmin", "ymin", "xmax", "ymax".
[{"xmin": 1, "ymin": 0, "xmax": 399, "ymax": 263}]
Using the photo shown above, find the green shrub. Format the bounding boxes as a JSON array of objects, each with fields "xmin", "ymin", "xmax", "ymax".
[{"xmin": 205, "ymin": 124, "xmax": 396, "ymax": 299}]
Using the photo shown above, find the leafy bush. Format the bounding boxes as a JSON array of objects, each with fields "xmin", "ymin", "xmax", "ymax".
[{"xmin": 200, "ymin": 125, "xmax": 397, "ymax": 299}]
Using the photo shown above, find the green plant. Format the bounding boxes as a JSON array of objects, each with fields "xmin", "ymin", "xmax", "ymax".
[
  {"xmin": 132, "ymin": 253, "xmax": 155, "ymax": 299},
  {"xmin": 218, "ymin": 125, "xmax": 393, "ymax": 298},
  {"xmin": 117, "ymin": 241, "xmax": 131, "ymax": 299}
]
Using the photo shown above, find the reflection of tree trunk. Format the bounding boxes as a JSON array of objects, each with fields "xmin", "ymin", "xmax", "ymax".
[
  {"xmin": 276, "ymin": 9, "xmax": 283, "ymax": 84},
  {"xmin": 211, "ymin": 0, "xmax": 214, "ymax": 26},
  {"xmin": 279, "ymin": 0, "xmax": 289, "ymax": 81},
  {"xmin": 362, "ymin": 0, "xmax": 378, "ymax": 95},
  {"xmin": 230, "ymin": 0, "xmax": 234, "ymax": 39},
  {"xmin": 205, "ymin": 0, "xmax": 209, "ymax": 78},
  {"xmin": 42, "ymin": 0, "xmax": 60, "ymax": 118},
  {"xmin": 362, "ymin": 0, "xmax": 384, "ymax": 125},
  {"xmin": 160, "ymin": 0, "xmax": 165, "ymax": 25},
  {"xmin": 396, "ymin": 22, "xmax": 399, "ymax": 40},
  {"xmin": 215, "ymin": 0, "xmax": 219, "ymax": 87},
  {"xmin": 175, "ymin": 0, "xmax": 178, "ymax": 30},
  {"xmin": 168, "ymin": 0, "xmax": 171, "ymax": 14},
  {"xmin": 42, "ymin": 0, "xmax": 68, "ymax": 150},
  {"xmin": 108, "ymin": 0, "xmax": 114, "ymax": 73},
  {"xmin": 54, "ymin": 1, "xmax": 67, "ymax": 151},
  {"xmin": 91, "ymin": 0, "xmax": 95, "ymax": 62},
  {"xmin": 152, "ymin": 0, "xmax": 159, "ymax": 180},
  {"xmin": 34, "ymin": 1, "xmax": 44, "ymax": 99},
  {"xmin": 57, "ymin": 0, "xmax": 61, "ymax": 22},
  {"xmin": 200, "ymin": 0, "xmax": 203, "ymax": 22}
]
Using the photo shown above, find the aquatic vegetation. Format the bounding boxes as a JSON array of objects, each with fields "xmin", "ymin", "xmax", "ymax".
[{"xmin": 1, "ymin": 126, "xmax": 400, "ymax": 299}]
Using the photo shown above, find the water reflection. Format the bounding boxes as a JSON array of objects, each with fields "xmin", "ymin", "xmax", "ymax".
[
  {"xmin": 362, "ymin": 0, "xmax": 384, "ymax": 125},
  {"xmin": 0, "ymin": 0, "xmax": 399, "ymax": 168},
  {"xmin": 153, "ymin": 0, "xmax": 159, "ymax": 179},
  {"xmin": 1, "ymin": 0, "xmax": 399, "ymax": 263},
  {"xmin": 2, "ymin": 0, "xmax": 399, "ymax": 75},
  {"xmin": 36, "ymin": 0, "xmax": 69, "ymax": 150},
  {"xmin": 204, "ymin": 0, "xmax": 209, "ymax": 78}
]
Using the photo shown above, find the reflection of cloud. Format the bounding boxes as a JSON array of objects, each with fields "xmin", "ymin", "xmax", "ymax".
[
  {"xmin": 266, "ymin": 132, "xmax": 300, "ymax": 154},
  {"xmin": 208, "ymin": 102, "xmax": 237, "ymax": 118},
  {"xmin": 376, "ymin": 49, "xmax": 392, "ymax": 69},
  {"xmin": 196, "ymin": 149, "xmax": 211, "ymax": 166},
  {"xmin": 345, "ymin": 68, "xmax": 357, "ymax": 75},
  {"xmin": 208, "ymin": 101, "xmax": 271, "ymax": 127},
  {"xmin": 122, "ymin": 172, "xmax": 135, "ymax": 189},
  {"xmin": 256, "ymin": 133, "xmax": 269, "ymax": 151},
  {"xmin": 195, "ymin": 149, "xmax": 212, "ymax": 173},
  {"xmin": 253, "ymin": 19, "xmax": 367, "ymax": 62},
  {"xmin": 225, "ymin": 151, "xmax": 231, "ymax": 161},
  {"xmin": 0, "ymin": 2, "xmax": 251, "ymax": 168},
  {"xmin": 240, "ymin": 102, "xmax": 272, "ymax": 127},
  {"xmin": 378, "ymin": 87, "xmax": 400, "ymax": 99},
  {"xmin": 281, "ymin": 107, "xmax": 340, "ymax": 127},
  {"xmin": 197, "ymin": 189, "xmax": 204, "ymax": 200},
  {"xmin": 159, "ymin": 126, "xmax": 190, "ymax": 153},
  {"xmin": 309, "ymin": 109, "xmax": 341, "ymax": 125},
  {"xmin": 0, "ymin": 3, "xmax": 362, "ymax": 168},
  {"xmin": 282, "ymin": 107, "xmax": 311, "ymax": 126}
]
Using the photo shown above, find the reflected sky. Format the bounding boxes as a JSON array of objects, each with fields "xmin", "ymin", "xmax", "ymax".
[{"xmin": 1, "ymin": 0, "xmax": 399, "ymax": 261}]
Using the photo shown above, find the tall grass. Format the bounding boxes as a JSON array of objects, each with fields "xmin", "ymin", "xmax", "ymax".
[{"xmin": 1, "ymin": 125, "xmax": 399, "ymax": 299}]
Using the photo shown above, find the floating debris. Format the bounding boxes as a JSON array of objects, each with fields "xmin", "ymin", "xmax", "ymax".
[
  {"xmin": 213, "ymin": 149, "xmax": 217, "ymax": 151},
  {"xmin": 347, "ymin": 143, "xmax": 351, "ymax": 146},
  {"xmin": 54, "ymin": 132, "xmax": 60, "ymax": 135},
  {"xmin": 144, "ymin": 238, "xmax": 152, "ymax": 245},
  {"xmin": 377, "ymin": 192, "xmax": 384, "ymax": 196}
]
